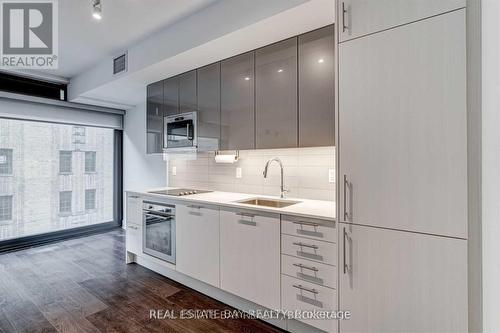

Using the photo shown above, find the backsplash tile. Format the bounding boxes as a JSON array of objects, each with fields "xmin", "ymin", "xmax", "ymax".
[{"xmin": 167, "ymin": 147, "xmax": 335, "ymax": 201}]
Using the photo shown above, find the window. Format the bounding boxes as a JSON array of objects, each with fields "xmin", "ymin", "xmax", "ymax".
[
  {"xmin": 85, "ymin": 189, "xmax": 96, "ymax": 210},
  {"xmin": 59, "ymin": 151, "xmax": 72, "ymax": 173},
  {"xmin": 59, "ymin": 191, "xmax": 72, "ymax": 214},
  {"xmin": 85, "ymin": 151, "xmax": 96, "ymax": 173},
  {"xmin": 0, "ymin": 118, "xmax": 117, "ymax": 242},
  {"xmin": 0, "ymin": 196, "xmax": 13, "ymax": 221},
  {"xmin": 0, "ymin": 149, "xmax": 13, "ymax": 175}
]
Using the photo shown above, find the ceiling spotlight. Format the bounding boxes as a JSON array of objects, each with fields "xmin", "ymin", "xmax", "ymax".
[
  {"xmin": 92, "ymin": 0, "xmax": 102, "ymax": 20},
  {"xmin": 277, "ymin": 69, "xmax": 283, "ymax": 73},
  {"xmin": 244, "ymin": 77, "xmax": 250, "ymax": 81},
  {"xmin": 318, "ymin": 58, "xmax": 324, "ymax": 63}
]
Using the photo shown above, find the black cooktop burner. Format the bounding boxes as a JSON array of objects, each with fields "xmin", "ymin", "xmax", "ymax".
[{"xmin": 148, "ymin": 189, "xmax": 213, "ymax": 196}]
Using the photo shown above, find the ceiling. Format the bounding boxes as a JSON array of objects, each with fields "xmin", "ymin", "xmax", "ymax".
[{"xmin": 45, "ymin": 0, "xmax": 218, "ymax": 78}]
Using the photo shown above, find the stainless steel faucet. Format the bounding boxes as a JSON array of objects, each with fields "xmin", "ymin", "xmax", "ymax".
[{"xmin": 263, "ymin": 157, "xmax": 288, "ymax": 198}]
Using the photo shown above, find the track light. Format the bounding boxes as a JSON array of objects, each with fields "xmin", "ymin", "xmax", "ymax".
[{"xmin": 92, "ymin": 0, "xmax": 102, "ymax": 20}]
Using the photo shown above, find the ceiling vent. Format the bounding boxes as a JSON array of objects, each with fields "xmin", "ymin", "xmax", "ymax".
[{"xmin": 113, "ymin": 52, "xmax": 127, "ymax": 75}]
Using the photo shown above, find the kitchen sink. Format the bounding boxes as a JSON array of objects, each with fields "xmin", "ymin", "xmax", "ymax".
[{"xmin": 237, "ymin": 198, "xmax": 300, "ymax": 208}]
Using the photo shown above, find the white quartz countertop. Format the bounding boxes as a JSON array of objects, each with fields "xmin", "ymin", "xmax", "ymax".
[{"xmin": 127, "ymin": 187, "xmax": 335, "ymax": 222}]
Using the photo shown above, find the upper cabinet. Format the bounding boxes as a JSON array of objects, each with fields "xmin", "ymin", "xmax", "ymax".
[
  {"xmin": 146, "ymin": 80, "xmax": 164, "ymax": 154},
  {"xmin": 220, "ymin": 52, "xmax": 255, "ymax": 150},
  {"xmin": 338, "ymin": 10, "xmax": 467, "ymax": 238},
  {"xmin": 179, "ymin": 70, "xmax": 197, "ymax": 114},
  {"xmin": 298, "ymin": 25, "xmax": 335, "ymax": 147},
  {"xmin": 197, "ymin": 63, "xmax": 221, "ymax": 151},
  {"xmin": 339, "ymin": 0, "xmax": 466, "ymax": 42},
  {"xmin": 255, "ymin": 38, "xmax": 297, "ymax": 149},
  {"xmin": 163, "ymin": 76, "xmax": 179, "ymax": 117},
  {"xmin": 147, "ymin": 24, "xmax": 336, "ymax": 153}
]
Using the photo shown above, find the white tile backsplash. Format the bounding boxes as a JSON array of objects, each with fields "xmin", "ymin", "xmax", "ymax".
[{"xmin": 167, "ymin": 147, "xmax": 335, "ymax": 201}]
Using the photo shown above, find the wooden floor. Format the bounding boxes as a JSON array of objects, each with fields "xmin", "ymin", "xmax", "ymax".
[{"xmin": 0, "ymin": 229, "xmax": 283, "ymax": 333}]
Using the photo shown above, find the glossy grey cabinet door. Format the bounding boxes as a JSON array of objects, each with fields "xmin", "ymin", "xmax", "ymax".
[
  {"xmin": 197, "ymin": 63, "xmax": 220, "ymax": 150},
  {"xmin": 179, "ymin": 70, "xmax": 197, "ymax": 114},
  {"xmin": 298, "ymin": 25, "xmax": 335, "ymax": 147},
  {"xmin": 146, "ymin": 80, "xmax": 163, "ymax": 154},
  {"xmin": 255, "ymin": 38, "xmax": 297, "ymax": 149},
  {"xmin": 164, "ymin": 77, "xmax": 179, "ymax": 116},
  {"xmin": 221, "ymin": 52, "xmax": 255, "ymax": 150}
]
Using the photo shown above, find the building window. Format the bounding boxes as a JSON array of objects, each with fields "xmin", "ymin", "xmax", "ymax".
[
  {"xmin": 59, "ymin": 191, "xmax": 72, "ymax": 214},
  {"xmin": 0, "ymin": 196, "xmax": 13, "ymax": 221},
  {"xmin": 85, "ymin": 151, "xmax": 96, "ymax": 173},
  {"xmin": 59, "ymin": 151, "xmax": 72, "ymax": 173},
  {"xmin": 85, "ymin": 189, "xmax": 96, "ymax": 210},
  {"xmin": 0, "ymin": 149, "xmax": 13, "ymax": 175}
]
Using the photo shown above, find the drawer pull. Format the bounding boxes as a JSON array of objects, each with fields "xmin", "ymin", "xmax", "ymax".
[
  {"xmin": 292, "ymin": 284, "xmax": 318, "ymax": 294},
  {"xmin": 293, "ymin": 263, "xmax": 319, "ymax": 272},
  {"xmin": 129, "ymin": 195, "xmax": 139, "ymax": 199},
  {"xmin": 187, "ymin": 205, "xmax": 202, "ymax": 209},
  {"xmin": 293, "ymin": 242, "xmax": 319, "ymax": 249},
  {"xmin": 127, "ymin": 225, "xmax": 138, "ymax": 230},
  {"xmin": 237, "ymin": 212, "xmax": 255, "ymax": 218},
  {"xmin": 293, "ymin": 221, "xmax": 319, "ymax": 227}
]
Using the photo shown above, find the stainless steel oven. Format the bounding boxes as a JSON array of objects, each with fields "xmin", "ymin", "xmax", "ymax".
[
  {"xmin": 164, "ymin": 111, "xmax": 197, "ymax": 151},
  {"xmin": 142, "ymin": 201, "xmax": 176, "ymax": 264}
]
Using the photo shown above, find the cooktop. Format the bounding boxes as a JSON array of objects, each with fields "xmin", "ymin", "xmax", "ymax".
[{"xmin": 148, "ymin": 189, "xmax": 213, "ymax": 197}]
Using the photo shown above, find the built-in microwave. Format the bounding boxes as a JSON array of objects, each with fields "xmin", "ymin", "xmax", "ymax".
[{"xmin": 164, "ymin": 112, "xmax": 197, "ymax": 151}]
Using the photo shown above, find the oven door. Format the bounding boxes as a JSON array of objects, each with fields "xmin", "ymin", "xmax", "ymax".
[
  {"xmin": 164, "ymin": 113, "xmax": 197, "ymax": 149},
  {"xmin": 142, "ymin": 211, "xmax": 176, "ymax": 264}
]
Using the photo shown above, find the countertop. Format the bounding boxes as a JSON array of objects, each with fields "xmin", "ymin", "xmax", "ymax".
[{"xmin": 126, "ymin": 187, "xmax": 335, "ymax": 222}]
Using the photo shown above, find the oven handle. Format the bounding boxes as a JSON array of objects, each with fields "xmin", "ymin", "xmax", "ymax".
[{"xmin": 143, "ymin": 212, "xmax": 174, "ymax": 219}]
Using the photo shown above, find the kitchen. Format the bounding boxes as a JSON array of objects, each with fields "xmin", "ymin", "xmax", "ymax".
[{"xmin": 0, "ymin": 0, "xmax": 495, "ymax": 332}]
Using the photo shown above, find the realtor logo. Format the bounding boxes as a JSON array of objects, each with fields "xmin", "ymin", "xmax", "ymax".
[{"xmin": 0, "ymin": 0, "xmax": 58, "ymax": 68}]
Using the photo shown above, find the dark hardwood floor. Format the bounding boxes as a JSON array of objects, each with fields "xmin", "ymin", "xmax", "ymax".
[{"xmin": 0, "ymin": 230, "xmax": 283, "ymax": 333}]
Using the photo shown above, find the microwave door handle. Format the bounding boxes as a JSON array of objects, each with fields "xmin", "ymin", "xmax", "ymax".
[{"xmin": 187, "ymin": 123, "xmax": 194, "ymax": 140}]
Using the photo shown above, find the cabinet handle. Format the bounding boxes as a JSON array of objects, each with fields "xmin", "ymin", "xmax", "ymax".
[
  {"xmin": 343, "ymin": 227, "xmax": 350, "ymax": 274},
  {"xmin": 293, "ymin": 284, "xmax": 319, "ymax": 294},
  {"xmin": 187, "ymin": 205, "xmax": 202, "ymax": 209},
  {"xmin": 292, "ymin": 221, "xmax": 319, "ymax": 227},
  {"xmin": 293, "ymin": 263, "xmax": 319, "ymax": 272},
  {"xmin": 237, "ymin": 212, "xmax": 255, "ymax": 218},
  {"xmin": 292, "ymin": 242, "xmax": 319, "ymax": 250},
  {"xmin": 343, "ymin": 174, "xmax": 351, "ymax": 221},
  {"xmin": 342, "ymin": 2, "xmax": 348, "ymax": 33},
  {"xmin": 128, "ymin": 225, "xmax": 138, "ymax": 230},
  {"xmin": 129, "ymin": 195, "xmax": 139, "ymax": 199}
]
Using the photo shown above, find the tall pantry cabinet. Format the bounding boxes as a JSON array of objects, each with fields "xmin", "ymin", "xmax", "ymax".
[{"xmin": 336, "ymin": 1, "xmax": 468, "ymax": 332}]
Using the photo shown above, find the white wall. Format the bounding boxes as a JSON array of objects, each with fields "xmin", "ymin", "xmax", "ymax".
[
  {"xmin": 482, "ymin": 0, "xmax": 500, "ymax": 331},
  {"xmin": 123, "ymin": 101, "xmax": 166, "ymax": 224}
]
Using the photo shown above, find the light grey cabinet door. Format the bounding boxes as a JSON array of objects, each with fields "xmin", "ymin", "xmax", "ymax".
[
  {"xmin": 163, "ymin": 76, "xmax": 179, "ymax": 116},
  {"xmin": 340, "ymin": 223, "xmax": 467, "ymax": 332},
  {"xmin": 339, "ymin": 10, "xmax": 467, "ymax": 238},
  {"xmin": 179, "ymin": 70, "xmax": 197, "ymax": 114},
  {"xmin": 298, "ymin": 25, "xmax": 335, "ymax": 147},
  {"xmin": 197, "ymin": 63, "xmax": 220, "ymax": 150},
  {"xmin": 339, "ymin": 0, "xmax": 466, "ymax": 42},
  {"xmin": 255, "ymin": 38, "xmax": 297, "ymax": 149},
  {"xmin": 146, "ymin": 80, "xmax": 163, "ymax": 154},
  {"xmin": 220, "ymin": 52, "xmax": 255, "ymax": 150}
]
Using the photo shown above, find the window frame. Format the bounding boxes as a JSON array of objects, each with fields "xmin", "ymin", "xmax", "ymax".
[
  {"xmin": 0, "ymin": 148, "xmax": 13, "ymax": 176},
  {"xmin": 59, "ymin": 150, "xmax": 73, "ymax": 174},
  {"xmin": 59, "ymin": 191, "xmax": 72, "ymax": 215},
  {"xmin": 85, "ymin": 189, "xmax": 96, "ymax": 211},
  {"xmin": 84, "ymin": 151, "xmax": 97, "ymax": 173},
  {"xmin": 0, "ymin": 195, "xmax": 13, "ymax": 222}
]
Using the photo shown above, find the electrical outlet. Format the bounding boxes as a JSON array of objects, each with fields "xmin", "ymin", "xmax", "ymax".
[
  {"xmin": 328, "ymin": 169, "xmax": 335, "ymax": 183},
  {"xmin": 236, "ymin": 167, "xmax": 242, "ymax": 179},
  {"xmin": 172, "ymin": 166, "xmax": 177, "ymax": 176}
]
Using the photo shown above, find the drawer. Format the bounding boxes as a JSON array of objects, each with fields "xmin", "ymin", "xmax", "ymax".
[
  {"xmin": 282, "ymin": 254, "xmax": 336, "ymax": 289},
  {"xmin": 282, "ymin": 215, "xmax": 336, "ymax": 243},
  {"xmin": 282, "ymin": 234, "xmax": 337, "ymax": 266},
  {"xmin": 282, "ymin": 274, "xmax": 337, "ymax": 333}
]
